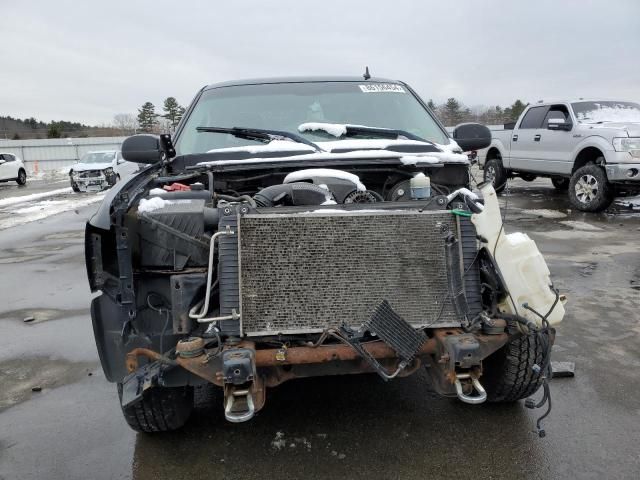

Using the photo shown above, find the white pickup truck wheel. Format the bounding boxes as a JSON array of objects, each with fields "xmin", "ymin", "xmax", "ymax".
[{"xmin": 569, "ymin": 164, "xmax": 614, "ymax": 212}]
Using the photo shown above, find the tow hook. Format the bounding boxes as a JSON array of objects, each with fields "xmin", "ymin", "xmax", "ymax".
[
  {"xmin": 454, "ymin": 372, "xmax": 487, "ymax": 404},
  {"xmin": 222, "ymin": 348, "xmax": 258, "ymax": 423},
  {"xmin": 224, "ymin": 387, "xmax": 255, "ymax": 423}
]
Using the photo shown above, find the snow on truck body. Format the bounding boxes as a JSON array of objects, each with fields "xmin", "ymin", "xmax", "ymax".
[{"xmin": 85, "ymin": 77, "xmax": 563, "ymax": 431}]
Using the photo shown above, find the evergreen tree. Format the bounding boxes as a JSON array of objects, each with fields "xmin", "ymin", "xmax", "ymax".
[
  {"xmin": 162, "ymin": 97, "xmax": 185, "ymax": 129},
  {"xmin": 427, "ymin": 99, "xmax": 437, "ymax": 111},
  {"xmin": 443, "ymin": 98, "xmax": 463, "ymax": 126},
  {"xmin": 137, "ymin": 102, "xmax": 158, "ymax": 133},
  {"xmin": 508, "ymin": 100, "xmax": 527, "ymax": 121},
  {"xmin": 47, "ymin": 122, "xmax": 63, "ymax": 138}
]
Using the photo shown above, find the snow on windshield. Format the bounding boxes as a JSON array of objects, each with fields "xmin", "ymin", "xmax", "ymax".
[
  {"xmin": 573, "ymin": 102, "xmax": 640, "ymax": 123},
  {"xmin": 298, "ymin": 123, "xmax": 348, "ymax": 138}
]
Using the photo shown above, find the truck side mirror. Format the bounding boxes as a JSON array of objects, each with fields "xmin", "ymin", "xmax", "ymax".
[
  {"xmin": 452, "ymin": 123, "xmax": 492, "ymax": 152},
  {"xmin": 547, "ymin": 118, "xmax": 572, "ymax": 131},
  {"xmin": 121, "ymin": 134, "xmax": 176, "ymax": 163}
]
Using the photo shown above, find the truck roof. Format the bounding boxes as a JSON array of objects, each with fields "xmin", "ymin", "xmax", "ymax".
[
  {"xmin": 531, "ymin": 98, "xmax": 636, "ymax": 106},
  {"xmin": 204, "ymin": 76, "xmax": 401, "ymax": 90}
]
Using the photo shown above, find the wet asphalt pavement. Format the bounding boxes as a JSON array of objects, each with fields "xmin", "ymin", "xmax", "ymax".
[{"xmin": 0, "ymin": 176, "xmax": 639, "ymax": 479}]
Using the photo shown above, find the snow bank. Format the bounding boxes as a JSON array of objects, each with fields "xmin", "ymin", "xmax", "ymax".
[
  {"xmin": 138, "ymin": 197, "xmax": 173, "ymax": 213},
  {"xmin": 283, "ymin": 168, "xmax": 366, "ymax": 191},
  {"xmin": 298, "ymin": 123, "xmax": 348, "ymax": 138},
  {"xmin": 0, "ymin": 187, "xmax": 73, "ymax": 208}
]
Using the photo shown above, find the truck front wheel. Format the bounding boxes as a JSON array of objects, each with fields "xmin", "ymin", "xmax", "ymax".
[
  {"xmin": 569, "ymin": 164, "xmax": 614, "ymax": 212},
  {"xmin": 483, "ymin": 158, "xmax": 507, "ymax": 193},
  {"xmin": 117, "ymin": 384, "xmax": 194, "ymax": 433},
  {"xmin": 482, "ymin": 320, "xmax": 546, "ymax": 402}
]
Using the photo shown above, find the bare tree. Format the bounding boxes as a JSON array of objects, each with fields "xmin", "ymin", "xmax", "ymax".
[{"xmin": 113, "ymin": 113, "xmax": 139, "ymax": 135}]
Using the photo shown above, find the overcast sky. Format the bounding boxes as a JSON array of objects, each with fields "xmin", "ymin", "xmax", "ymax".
[{"xmin": 2, "ymin": 0, "xmax": 639, "ymax": 125}]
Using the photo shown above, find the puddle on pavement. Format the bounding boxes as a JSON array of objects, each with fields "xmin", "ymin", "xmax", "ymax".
[
  {"xmin": 0, "ymin": 357, "xmax": 98, "ymax": 412},
  {"xmin": 0, "ymin": 307, "xmax": 88, "ymax": 324}
]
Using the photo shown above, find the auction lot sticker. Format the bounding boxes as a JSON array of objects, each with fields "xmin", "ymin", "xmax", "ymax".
[{"xmin": 359, "ymin": 84, "xmax": 406, "ymax": 93}]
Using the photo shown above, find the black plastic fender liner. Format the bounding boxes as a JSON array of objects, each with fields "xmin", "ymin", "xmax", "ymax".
[{"xmin": 253, "ymin": 182, "xmax": 331, "ymax": 207}]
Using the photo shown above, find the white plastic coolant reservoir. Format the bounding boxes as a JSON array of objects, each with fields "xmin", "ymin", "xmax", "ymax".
[{"xmin": 471, "ymin": 184, "xmax": 565, "ymax": 326}]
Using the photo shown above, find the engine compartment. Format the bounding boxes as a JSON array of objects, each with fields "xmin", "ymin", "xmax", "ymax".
[{"xmin": 86, "ymin": 160, "xmax": 486, "ymax": 382}]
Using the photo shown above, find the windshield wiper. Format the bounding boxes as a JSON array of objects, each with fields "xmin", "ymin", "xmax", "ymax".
[
  {"xmin": 196, "ymin": 126, "xmax": 322, "ymax": 152},
  {"xmin": 343, "ymin": 125, "xmax": 430, "ymax": 143}
]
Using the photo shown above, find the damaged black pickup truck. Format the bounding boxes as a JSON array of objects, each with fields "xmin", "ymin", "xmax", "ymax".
[{"xmin": 86, "ymin": 76, "xmax": 565, "ymax": 432}]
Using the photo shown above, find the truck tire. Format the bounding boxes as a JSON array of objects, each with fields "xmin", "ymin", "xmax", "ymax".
[
  {"xmin": 482, "ymin": 321, "xmax": 546, "ymax": 402},
  {"xmin": 551, "ymin": 177, "xmax": 569, "ymax": 191},
  {"xmin": 483, "ymin": 158, "xmax": 507, "ymax": 193},
  {"xmin": 568, "ymin": 163, "xmax": 614, "ymax": 212},
  {"xmin": 117, "ymin": 384, "xmax": 193, "ymax": 433}
]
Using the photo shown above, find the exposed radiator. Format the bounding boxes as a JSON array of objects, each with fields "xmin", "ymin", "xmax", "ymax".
[{"xmin": 222, "ymin": 209, "xmax": 480, "ymax": 336}]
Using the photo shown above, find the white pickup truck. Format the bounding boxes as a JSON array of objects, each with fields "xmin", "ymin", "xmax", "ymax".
[{"xmin": 477, "ymin": 100, "xmax": 640, "ymax": 212}]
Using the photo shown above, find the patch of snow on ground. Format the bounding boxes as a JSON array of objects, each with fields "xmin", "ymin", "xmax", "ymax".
[
  {"xmin": 0, "ymin": 187, "xmax": 73, "ymax": 207},
  {"xmin": 298, "ymin": 122, "xmax": 348, "ymax": 138},
  {"xmin": 522, "ymin": 209, "xmax": 568, "ymax": 219},
  {"xmin": 283, "ymin": 168, "xmax": 366, "ymax": 191},
  {"xmin": 559, "ymin": 220, "xmax": 604, "ymax": 231},
  {"xmin": 0, "ymin": 192, "xmax": 106, "ymax": 230},
  {"xmin": 138, "ymin": 197, "xmax": 173, "ymax": 213},
  {"xmin": 149, "ymin": 188, "xmax": 166, "ymax": 196},
  {"xmin": 271, "ymin": 431, "xmax": 286, "ymax": 451},
  {"xmin": 14, "ymin": 200, "xmax": 68, "ymax": 214}
]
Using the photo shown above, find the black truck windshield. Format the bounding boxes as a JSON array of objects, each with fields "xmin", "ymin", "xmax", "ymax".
[{"xmin": 175, "ymin": 82, "xmax": 449, "ymax": 155}]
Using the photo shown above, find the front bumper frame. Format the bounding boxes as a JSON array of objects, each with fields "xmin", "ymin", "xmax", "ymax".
[{"xmin": 605, "ymin": 163, "xmax": 640, "ymax": 183}]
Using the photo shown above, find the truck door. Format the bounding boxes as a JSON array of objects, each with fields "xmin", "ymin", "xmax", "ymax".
[
  {"xmin": 508, "ymin": 106, "xmax": 549, "ymax": 171},
  {"xmin": 537, "ymin": 104, "xmax": 575, "ymax": 175}
]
